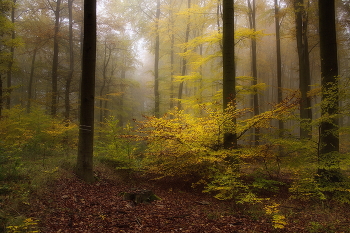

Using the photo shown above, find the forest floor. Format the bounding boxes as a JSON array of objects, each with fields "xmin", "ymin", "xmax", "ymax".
[{"xmin": 27, "ymin": 165, "xmax": 350, "ymax": 233}]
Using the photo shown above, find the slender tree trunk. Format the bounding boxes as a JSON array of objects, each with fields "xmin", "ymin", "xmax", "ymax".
[
  {"xmin": 154, "ymin": 0, "xmax": 160, "ymax": 117},
  {"xmin": 170, "ymin": 31, "xmax": 175, "ymax": 110},
  {"xmin": 295, "ymin": 0, "xmax": 312, "ymax": 139},
  {"xmin": 247, "ymin": 0, "xmax": 259, "ymax": 145},
  {"xmin": 99, "ymin": 41, "xmax": 111, "ymax": 124},
  {"xmin": 318, "ymin": 0, "xmax": 339, "ymax": 164},
  {"xmin": 0, "ymin": 76, "xmax": 2, "ymax": 117},
  {"xmin": 119, "ymin": 68, "xmax": 126, "ymax": 127},
  {"xmin": 6, "ymin": 0, "xmax": 15, "ymax": 109},
  {"xmin": 222, "ymin": 0, "xmax": 237, "ymax": 149},
  {"xmin": 217, "ymin": 0, "xmax": 223, "ymax": 50},
  {"xmin": 274, "ymin": 0, "xmax": 283, "ymax": 136},
  {"xmin": 169, "ymin": 1, "xmax": 175, "ymax": 111},
  {"xmin": 177, "ymin": 0, "xmax": 191, "ymax": 110},
  {"xmin": 198, "ymin": 35, "xmax": 203, "ymax": 106},
  {"xmin": 27, "ymin": 49, "xmax": 37, "ymax": 113},
  {"xmin": 65, "ymin": 0, "xmax": 75, "ymax": 120},
  {"xmin": 76, "ymin": 0, "xmax": 96, "ymax": 183},
  {"xmin": 51, "ymin": 0, "xmax": 61, "ymax": 116}
]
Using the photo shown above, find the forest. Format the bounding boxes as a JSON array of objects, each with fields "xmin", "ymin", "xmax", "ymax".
[{"xmin": 1, "ymin": 0, "xmax": 350, "ymax": 232}]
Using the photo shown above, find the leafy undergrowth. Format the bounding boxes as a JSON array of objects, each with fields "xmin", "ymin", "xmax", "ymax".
[{"xmin": 26, "ymin": 167, "xmax": 350, "ymax": 233}]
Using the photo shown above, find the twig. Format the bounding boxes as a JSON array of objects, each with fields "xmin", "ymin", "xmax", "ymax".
[{"xmin": 135, "ymin": 216, "xmax": 142, "ymax": 227}]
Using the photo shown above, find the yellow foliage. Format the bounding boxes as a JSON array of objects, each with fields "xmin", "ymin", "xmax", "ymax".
[
  {"xmin": 308, "ymin": 87, "xmax": 322, "ymax": 98},
  {"xmin": 133, "ymin": 92, "xmax": 300, "ymax": 177},
  {"xmin": 264, "ymin": 203, "xmax": 287, "ymax": 229},
  {"xmin": 7, "ymin": 218, "xmax": 39, "ymax": 233},
  {"xmin": 43, "ymin": 121, "xmax": 77, "ymax": 137},
  {"xmin": 0, "ymin": 106, "xmax": 78, "ymax": 155}
]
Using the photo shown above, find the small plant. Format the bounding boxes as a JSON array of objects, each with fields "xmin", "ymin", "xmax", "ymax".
[
  {"xmin": 264, "ymin": 202, "xmax": 287, "ymax": 229},
  {"xmin": 95, "ymin": 117, "xmax": 140, "ymax": 169},
  {"xmin": 307, "ymin": 221, "xmax": 323, "ymax": 233},
  {"xmin": 6, "ymin": 217, "xmax": 39, "ymax": 233}
]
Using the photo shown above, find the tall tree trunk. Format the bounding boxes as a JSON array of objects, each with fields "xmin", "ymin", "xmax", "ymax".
[
  {"xmin": 76, "ymin": 0, "xmax": 96, "ymax": 183},
  {"xmin": 6, "ymin": 0, "xmax": 15, "ymax": 109},
  {"xmin": 170, "ymin": 31, "xmax": 175, "ymax": 110},
  {"xmin": 27, "ymin": 49, "xmax": 37, "ymax": 113},
  {"xmin": 198, "ymin": 34, "xmax": 203, "ymax": 106},
  {"xmin": 318, "ymin": 0, "xmax": 339, "ymax": 165},
  {"xmin": 248, "ymin": 0, "xmax": 259, "ymax": 145},
  {"xmin": 119, "ymin": 68, "xmax": 126, "ymax": 127},
  {"xmin": 169, "ymin": 1, "xmax": 175, "ymax": 111},
  {"xmin": 0, "ymin": 76, "xmax": 2, "ymax": 117},
  {"xmin": 217, "ymin": 0, "xmax": 223, "ymax": 50},
  {"xmin": 154, "ymin": 0, "xmax": 160, "ymax": 117},
  {"xmin": 51, "ymin": 0, "xmax": 61, "ymax": 116},
  {"xmin": 274, "ymin": 0, "xmax": 283, "ymax": 136},
  {"xmin": 65, "ymin": 0, "xmax": 75, "ymax": 120},
  {"xmin": 99, "ymin": 41, "xmax": 111, "ymax": 124},
  {"xmin": 295, "ymin": 0, "xmax": 312, "ymax": 139},
  {"xmin": 177, "ymin": 0, "xmax": 191, "ymax": 110},
  {"xmin": 222, "ymin": 0, "xmax": 237, "ymax": 149}
]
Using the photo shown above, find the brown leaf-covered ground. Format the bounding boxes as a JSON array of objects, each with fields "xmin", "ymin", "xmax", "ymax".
[{"xmin": 28, "ymin": 167, "xmax": 349, "ymax": 232}]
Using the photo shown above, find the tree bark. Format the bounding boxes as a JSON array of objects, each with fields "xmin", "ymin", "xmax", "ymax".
[
  {"xmin": 51, "ymin": 0, "xmax": 61, "ymax": 116},
  {"xmin": 274, "ymin": 0, "xmax": 283, "ymax": 136},
  {"xmin": 154, "ymin": 0, "xmax": 160, "ymax": 117},
  {"xmin": 99, "ymin": 41, "xmax": 111, "ymax": 124},
  {"xmin": 6, "ymin": 0, "xmax": 15, "ymax": 110},
  {"xmin": 222, "ymin": 0, "xmax": 237, "ymax": 149},
  {"xmin": 247, "ymin": 0, "xmax": 259, "ymax": 145},
  {"xmin": 27, "ymin": 49, "xmax": 37, "ymax": 113},
  {"xmin": 169, "ymin": 16, "xmax": 175, "ymax": 110},
  {"xmin": 0, "ymin": 76, "xmax": 2, "ymax": 118},
  {"xmin": 177, "ymin": 0, "xmax": 191, "ymax": 110},
  {"xmin": 295, "ymin": 0, "xmax": 312, "ymax": 139},
  {"xmin": 318, "ymin": 0, "xmax": 339, "ymax": 164},
  {"xmin": 76, "ymin": 0, "xmax": 97, "ymax": 183},
  {"xmin": 119, "ymin": 68, "xmax": 126, "ymax": 127},
  {"xmin": 65, "ymin": 0, "xmax": 75, "ymax": 120}
]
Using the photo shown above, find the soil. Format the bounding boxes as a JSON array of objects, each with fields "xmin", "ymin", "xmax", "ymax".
[{"xmin": 28, "ymin": 167, "xmax": 348, "ymax": 232}]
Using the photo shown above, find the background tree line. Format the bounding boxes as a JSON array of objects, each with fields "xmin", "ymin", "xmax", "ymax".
[{"xmin": 1, "ymin": 0, "xmax": 350, "ymax": 230}]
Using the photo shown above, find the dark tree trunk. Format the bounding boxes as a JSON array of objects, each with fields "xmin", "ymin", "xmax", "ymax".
[
  {"xmin": 76, "ymin": 0, "xmax": 97, "ymax": 183},
  {"xmin": 119, "ymin": 68, "xmax": 126, "ymax": 128},
  {"xmin": 6, "ymin": 0, "xmax": 15, "ymax": 109},
  {"xmin": 318, "ymin": 0, "xmax": 339, "ymax": 164},
  {"xmin": 248, "ymin": 0, "xmax": 259, "ymax": 145},
  {"xmin": 295, "ymin": 0, "xmax": 312, "ymax": 139},
  {"xmin": 170, "ymin": 25, "xmax": 175, "ymax": 110},
  {"xmin": 27, "ymin": 49, "xmax": 37, "ymax": 113},
  {"xmin": 222, "ymin": 0, "xmax": 237, "ymax": 149},
  {"xmin": 177, "ymin": 0, "xmax": 191, "ymax": 110},
  {"xmin": 0, "ymin": 76, "xmax": 2, "ymax": 117},
  {"xmin": 99, "ymin": 41, "xmax": 111, "ymax": 124},
  {"xmin": 65, "ymin": 0, "xmax": 75, "ymax": 120},
  {"xmin": 154, "ymin": 0, "xmax": 160, "ymax": 117},
  {"xmin": 274, "ymin": 0, "xmax": 283, "ymax": 136},
  {"xmin": 51, "ymin": 0, "xmax": 61, "ymax": 116},
  {"xmin": 217, "ymin": 0, "xmax": 223, "ymax": 50}
]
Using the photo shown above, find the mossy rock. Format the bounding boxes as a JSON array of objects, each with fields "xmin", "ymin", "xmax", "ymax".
[{"xmin": 120, "ymin": 189, "xmax": 161, "ymax": 205}]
